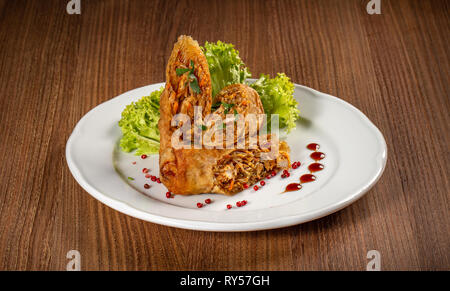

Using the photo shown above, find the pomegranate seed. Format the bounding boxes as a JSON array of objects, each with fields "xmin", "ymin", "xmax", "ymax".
[
  {"xmin": 241, "ymin": 200, "xmax": 247, "ymax": 206},
  {"xmin": 156, "ymin": 178, "xmax": 161, "ymax": 183},
  {"xmin": 253, "ymin": 185, "xmax": 259, "ymax": 191},
  {"xmin": 286, "ymin": 173, "xmax": 290, "ymax": 177},
  {"xmin": 144, "ymin": 184, "xmax": 150, "ymax": 189},
  {"xmin": 205, "ymin": 198, "xmax": 211, "ymax": 204},
  {"xmin": 236, "ymin": 201, "xmax": 242, "ymax": 207},
  {"xmin": 142, "ymin": 168, "xmax": 148, "ymax": 173},
  {"xmin": 281, "ymin": 174, "xmax": 286, "ymax": 178},
  {"xmin": 271, "ymin": 171, "xmax": 276, "ymax": 176},
  {"xmin": 141, "ymin": 154, "xmax": 147, "ymax": 159},
  {"xmin": 151, "ymin": 176, "xmax": 157, "ymax": 182},
  {"xmin": 227, "ymin": 204, "xmax": 232, "ymax": 209},
  {"xmin": 166, "ymin": 192, "xmax": 171, "ymax": 198},
  {"xmin": 243, "ymin": 183, "xmax": 249, "ymax": 189},
  {"xmin": 283, "ymin": 169, "xmax": 289, "ymax": 175},
  {"xmin": 292, "ymin": 164, "xmax": 297, "ymax": 169},
  {"xmin": 267, "ymin": 175, "xmax": 271, "ymax": 179},
  {"xmin": 197, "ymin": 203, "xmax": 203, "ymax": 208},
  {"xmin": 260, "ymin": 181, "xmax": 266, "ymax": 186},
  {"xmin": 145, "ymin": 174, "xmax": 151, "ymax": 178}
]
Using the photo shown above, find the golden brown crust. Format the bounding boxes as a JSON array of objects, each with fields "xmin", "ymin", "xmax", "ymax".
[
  {"xmin": 159, "ymin": 35, "xmax": 212, "ymax": 188},
  {"xmin": 167, "ymin": 149, "xmax": 229, "ymax": 194},
  {"xmin": 165, "ymin": 35, "xmax": 212, "ymax": 120}
]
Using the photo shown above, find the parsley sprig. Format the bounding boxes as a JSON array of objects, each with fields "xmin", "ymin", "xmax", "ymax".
[
  {"xmin": 176, "ymin": 60, "xmax": 201, "ymax": 94},
  {"xmin": 211, "ymin": 102, "xmax": 239, "ymax": 129},
  {"xmin": 211, "ymin": 101, "xmax": 235, "ymax": 114}
]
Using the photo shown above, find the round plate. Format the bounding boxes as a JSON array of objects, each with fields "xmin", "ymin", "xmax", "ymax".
[{"xmin": 66, "ymin": 81, "xmax": 387, "ymax": 231}]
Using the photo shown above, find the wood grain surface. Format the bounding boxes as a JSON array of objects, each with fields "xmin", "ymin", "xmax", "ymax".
[{"xmin": 0, "ymin": 0, "xmax": 448, "ymax": 271}]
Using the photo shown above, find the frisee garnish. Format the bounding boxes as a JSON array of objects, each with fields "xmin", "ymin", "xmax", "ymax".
[
  {"xmin": 176, "ymin": 60, "xmax": 201, "ymax": 94},
  {"xmin": 128, "ymin": 177, "xmax": 135, "ymax": 181}
]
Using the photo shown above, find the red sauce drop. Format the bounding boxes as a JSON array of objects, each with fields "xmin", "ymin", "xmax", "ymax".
[
  {"xmin": 308, "ymin": 163, "xmax": 324, "ymax": 173},
  {"xmin": 300, "ymin": 174, "xmax": 316, "ymax": 183},
  {"xmin": 307, "ymin": 143, "xmax": 320, "ymax": 151},
  {"xmin": 284, "ymin": 183, "xmax": 302, "ymax": 193},
  {"xmin": 310, "ymin": 151, "xmax": 325, "ymax": 161}
]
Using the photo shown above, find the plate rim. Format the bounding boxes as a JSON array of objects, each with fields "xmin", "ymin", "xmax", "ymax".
[{"xmin": 66, "ymin": 82, "xmax": 387, "ymax": 232}]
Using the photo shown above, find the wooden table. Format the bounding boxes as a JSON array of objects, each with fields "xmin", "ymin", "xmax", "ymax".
[{"xmin": 0, "ymin": 0, "xmax": 448, "ymax": 271}]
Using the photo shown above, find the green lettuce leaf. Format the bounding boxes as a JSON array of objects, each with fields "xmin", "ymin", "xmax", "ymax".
[
  {"xmin": 250, "ymin": 73, "xmax": 300, "ymax": 133},
  {"xmin": 202, "ymin": 41, "xmax": 251, "ymax": 98},
  {"xmin": 118, "ymin": 87, "xmax": 163, "ymax": 155}
]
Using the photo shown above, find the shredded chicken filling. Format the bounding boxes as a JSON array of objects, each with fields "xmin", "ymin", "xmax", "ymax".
[{"xmin": 213, "ymin": 143, "xmax": 290, "ymax": 194}]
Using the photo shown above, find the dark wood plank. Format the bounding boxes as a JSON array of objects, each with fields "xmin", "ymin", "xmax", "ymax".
[{"xmin": 0, "ymin": 0, "xmax": 448, "ymax": 270}]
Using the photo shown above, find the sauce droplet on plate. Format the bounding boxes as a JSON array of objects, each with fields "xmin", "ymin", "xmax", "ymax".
[
  {"xmin": 300, "ymin": 174, "xmax": 316, "ymax": 183},
  {"xmin": 308, "ymin": 163, "xmax": 324, "ymax": 173},
  {"xmin": 310, "ymin": 151, "xmax": 325, "ymax": 161},
  {"xmin": 307, "ymin": 143, "xmax": 320, "ymax": 151},
  {"xmin": 284, "ymin": 183, "xmax": 302, "ymax": 193}
]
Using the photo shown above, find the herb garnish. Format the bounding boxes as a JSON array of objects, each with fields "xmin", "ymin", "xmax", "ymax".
[
  {"xmin": 175, "ymin": 68, "xmax": 190, "ymax": 75},
  {"xmin": 211, "ymin": 101, "xmax": 222, "ymax": 110},
  {"xmin": 176, "ymin": 60, "xmax": 201, "ymax": 94},
  {"xmin": 223, "ymin": 102, "xmax": 235, "ymax": 114},
  {"xmin": 211, "ymin": 101, "xmax": 235, "ymax": 114}
]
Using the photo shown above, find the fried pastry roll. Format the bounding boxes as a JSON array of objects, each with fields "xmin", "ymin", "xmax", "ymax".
[
  {"xmin": 159, "ymin": 36, "xmax": 290, "ymax": 195},
  {"xmin": 158, "ymin": 35, "xmax": 211, "ymax": 184}
]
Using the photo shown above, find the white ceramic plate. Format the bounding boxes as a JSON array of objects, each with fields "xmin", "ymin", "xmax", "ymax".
[{"xmin": 66, "ymin": 81, "xmax": 387, "ymax": 231}]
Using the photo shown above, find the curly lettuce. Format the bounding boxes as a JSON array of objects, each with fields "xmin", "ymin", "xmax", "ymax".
[
  {"xmin": 202, "ymin": 41, "xmax": 251, "ymax": 98},
  {"xmin": 118, "ymin": 87, "xmax": 163, "ymax": 155},
  {"xmin": 250, "ymin": 73, "xmax": 300, "ymax": 133}
]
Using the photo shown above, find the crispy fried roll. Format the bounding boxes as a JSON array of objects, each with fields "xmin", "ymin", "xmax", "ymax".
[
  {"xmin": 159, "ymin": 36, "xmax": 290, "ymax": 195},
  {"xmin": 159, "ymin": 35, "xmax": 211, "ymax": 183}
]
